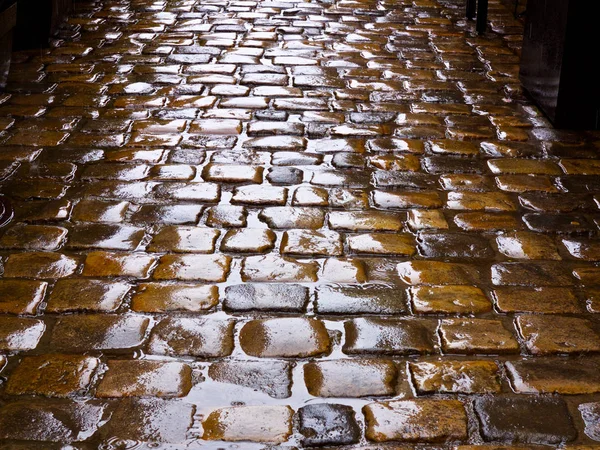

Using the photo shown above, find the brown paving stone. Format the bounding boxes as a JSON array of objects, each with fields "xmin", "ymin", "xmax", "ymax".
[
  {"xmin": 408, "ymin": 209, "xmax": 450, "ymax": 230},
  {"xmin": 67, "ymin": 224, "xmax": 145, "ymax": 250},
  {"xmin": 344, "ymin": 318, "xmax": 437, "ymax": 355},
  {"xmin": 221, "ymin": 228, "xmax": 276, "ymax": 253},
  {"xmin": 516, "ymin": 315, "xmax": 600, "ymax": 355},
  {"xmin": 82, "ymin": 251, "xmax": 157, "ymax": 278},
  {"xmin": 203, "ymin": 405, "xmax": 294, "ymax": 443},
  {"xmin": 0, "ymin": 224, "xmax": 67, "ymax": 251},
  {"xmin": 506, "ymin": 358, "xmax": 600, "ymax": 394},
  {"xmin": 132, "ymin": 283, "xmax": 218, "ymax": 313},
  {"xmin": 575, "ymin": 267, "xmax": 600, "ymax": 285},
  {"xmin": 5, "ymin": 354, "xmax": 99, "ymax": 397},
  {"xmin": 148, "ymin": 226, "xmax": 220, "ymax": 253},
  {"xmin": 0, "ymin": 318, "xmax": 45, "ymax": 351},
  {"xmin": 409, "ymin": 285, "xmax": 492, "ymax": 314},
  {"xmin": 99, "ymin": 398, "xmax": 194, "ymax": 443},
  {"xmin": 474, "ymin": 397, "xmax": 577, "ymax": 445},
  {"xmin": 347, "ymin": 233, "xmax": 416, "ymax": 256},
  {"xmin": 397, "ymin": 261, "xmax": 480, "ymax": 285},
  {"xmin": 202, "ymin": 163, "xmax": 264, "ymax": 183},
  {"xmin": 231, "ymin": 185, "xmax": 288, "ymax": 205},
  {"xmin": 281, "ymin": 229, "xmax": 343, "ymax": 256},
  {"xmin": 148, "ymin": 317, "xmax": 234, "ymax": 357},
  {"xmin": 3, "ymin": 252, "xmax": 79, "ymax": 279},
  {"xmin": 492, "ymin": 262, "xmax": 574, "ymax": 286},
  {"xmin": 446, "ymin": 191, "xmax": 517, "ymax": 211},
  {"xmin": 50, "ymin": 314, "xmax": 149, "ymax": 352},
  {"xmin": 153, "ymin": 254, "xmax": 231, "ymax": 282},
  {"xmin": 71, "ymin": 199, "xmax": 129, "ymax": 222},
  {"xmin": 562, "ymin": 238, "xmax": 600, "ymax": 261},
  {"xmin": 409, "ymin": 360, "xmax": 501, "ymax": 394},
  {"xmin": 46, "ymin": 279, "xmax": 131, "ymax": 313},
  {"xmin": 496, "ymin": 232, "xmax": 561, "ymax": 260},
  {"xmin": 131, "ymin": 204, "xmax": 204, "ymax": 225},
  {"xmin": 304, "ymin": 359, "xmax": 397, "ymax": 397},
  {"xmin": 0, "ymin": 280, "xmax": 47, "ymax": 315},
  {"xmin": 492, "ymin": 287, "xmax": 581, "ymax": 314},
  {"xmin": 96, "ymin": 360, "xmax": 192, "ymax": 397},
  {"xmin": 440, "ymin": 318, "xmax": 520, "ymax": 355},
  {"xmin": 0, "ymin": 400, "xmax": 106, "ymax": 443},
  {"xmin": 372, "ymin": 190, "xmax": 442, "ymax": 209},
  {"xmin": 364, "ymin": 399, "xmax": 468, "ymax": 443},
  {"xmin": 206, "ymin": 205, "xmax": 247, "ymax": 228},
  {"xmin": 454, "ymin": 212, "xmax": 521, "ymax": 231},
  {"xmin": 240, "ymin": 318, "xmax": 331, "ymax": 357},
  {"xmin": 1, "ymin": 0, "xmax": 600, "ymax": 446},
  {"xmin": 328, "ymin": 211, "xmax": 404, "ymax": 232}
]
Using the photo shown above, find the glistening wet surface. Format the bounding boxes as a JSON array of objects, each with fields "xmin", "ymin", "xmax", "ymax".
[{"xmin": 0, "ymin": 0, "xmax": 599, "ymax": 448}]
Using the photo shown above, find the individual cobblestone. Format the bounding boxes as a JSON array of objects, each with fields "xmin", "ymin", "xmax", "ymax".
[
  {"xmin": 240, "ymin": 318, "xmax": 330, "ymax": 357},
  {"xmin": 475, "ymin": 397, "xmax": 577, "ymax": 445},
  {"xmin": 298, "ymin": 403, "xmax": 360, "ymax": 446},
  {"xmin": 304, "ymin": 359, "xmax": 397, "ymax": 397},
  {"xmin": 148, "ymin": 317, "xmax": 234, "ymax": 357},
  {"xmin": 208, "ymin": 360, "xmax": 292, "ymax": 399},
  {"xmin": 0, "ymin": 280, "xmax": 47, "ymax": 314},
  {"xmin": 203, "ymin": 405, "xmax": 293, "ymax": 443},
  {"xmin": 5, "ymin": 354, "xmax": 99, "ymax": 397},
  {"xmin": 364, "ymin": 399, "xmax": 468, "ymax": 443},
  {"xmin": 409, "ymin": 360, "xmax": 501, "ymax": 394},
  {"xmin": 96, "ymin": 360, "xmax": 192, "ymax": 398}
]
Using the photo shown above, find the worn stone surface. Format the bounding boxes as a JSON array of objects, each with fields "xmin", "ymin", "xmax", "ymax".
[
  {"xmin": 475, "ymin": 397, "xmax": 577, "ymax": 445},
  {"xmin": 304, "ymin": 359, "xmax": 397, "ymax": 397},
  {"xmin": 131, "ymin": 283, "xmax": 218, "ymax": 313},
  {"xmin": 0, "ymin": 280, "xmax": 47, "ymax": 314},
  {"xmin": 316, "ymin": 284, "xmax": 406, "ymax": 315},
  {"xmin": 579, "ymin": 402, "xmax": 600, "ymax": 442},
  {"xmin": 5, "ymin": 355, "xmax": 99, "ymax": 397},
  {"xmin": 99, "ymin": 398, "xmax": 194, "ymax": 443},
  {"xmin": 409, "ymin": 360, "xmax": 501, "ymax": 394},
  {"xmin": 492, "ymin": 287, "xmax": 581, "ymax": 314},
  {"xmin": 0, "ymin": 317, "xmax": 45, "ymax": 351},
  {"xmin": 148, "ymin": 317, "xmax": 235, "ymax": 357},
  {"xmin": 240, "ymin": 318, "xmax": 331, "ymax": 357},
  {"xmin": 299, "ymin": 403, "xmax": 360, "ymax": 446},
  {"xmin": 96, "ymin": 360, "xmax": 192, "ymax": 398},
  {"xmin": 203, "ymin": 406, "xmax": 293, "ymax": 443},
  {"xmin": 50, "ymin": 314, "xmax": 149, "ymax": 352},
  {"xmin": 440, "ymin": 318, "xmax": 520, "ymax": 354},
  {"xmin": 516, "ymin": 315, "xmax": 600, "ymax": 355},
  {"xmin": 0, "ymin": 0, "xmax": 599, "ymax": 446},
  {"xmin": 224, "ymin": 283, "xmax": 308, "ymax": 312},
  {"xmin": 0, "ymin": 400, "xmax": 106, "ymax": 443},
  {"xmin": 506, "ymin": 358, "xmax": 600, "ymax": 394},
  {"xmin": 409, "ymin": 285, "xmax": 491, "ymax": 314},
  {"xmin": 148, "ymin": 226, "xmax": 219, "ymax": 253},
  {"xmin": 46, "ymin": 279, "xmax": 130, "ymax": 313},
  {"xmin": 153, "ymin": 254, "xmax": 231, "ymax": 282},
  {"xmin": 209, "ymin": 360, "xmax": 292, "ymax": 399},
  {"xmin": 344, "ymin": 318, "xmax": 437, "ymax": 355},
  {"xmin": 364, "ymin": 399, "xmax": 468, "ymax": 443}
]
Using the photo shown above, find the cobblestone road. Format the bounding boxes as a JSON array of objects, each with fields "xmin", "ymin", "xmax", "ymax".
[{"xmin": 0, "ymin": 0, "xmax": 599, "ymax": 447}]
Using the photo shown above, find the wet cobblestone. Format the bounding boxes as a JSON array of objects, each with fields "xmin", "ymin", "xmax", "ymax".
[{"xmin": 0, "ymin": 0, "xmax": 600, "ymax": 447}]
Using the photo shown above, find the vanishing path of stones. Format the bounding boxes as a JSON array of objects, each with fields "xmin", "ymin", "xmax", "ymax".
[{"xmin": 0, "ymin": 0, "xmax": 599, "ymax": 447}]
